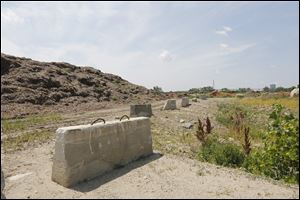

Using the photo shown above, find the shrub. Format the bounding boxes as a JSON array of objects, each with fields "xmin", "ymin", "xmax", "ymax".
[
  {"xmin": 153, "ymin": 86, "xmax": 163, "ymax": 94},
  {"xmin": 236, "ymin": 94, "xmax": 245, "ymax": 98},
  {"xmin": 242, "ymin": 126, "xmax": 252, "ymax": 155},
  {"xmin": 244, "ymin": 104, "xmax": 299, "ymax": 184},
  {"xmin": 230, "ymin": 111, "xmax": 246, "ymax": 134},
  {"xmin": 112, "ymin": 96, "xmax": 117, "ymax": 101},
  {"xmin": 200, "ymin": 86, "xmax": 214, "ymax": 93},
  {"xmin": 198, "ymin": 137, "xmax": 245, "ymax": 168},
  {"xmin": 195, "ymin": 117, "xmax": 213, "ymax": 144}
]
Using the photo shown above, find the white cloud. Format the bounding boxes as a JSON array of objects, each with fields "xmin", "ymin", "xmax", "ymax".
[
  {"xmin": 159, "ymin": 50, "xmax": 174, "ymax": 62},
  {"xmin": 223, "ymin": 26, "xmax": 232, "ymax": 32},
  {"xmin": 219, "ymin": 43, "xmax": 229, "ymax": 48},
  {"xmin": 219, "ymin": 43, "xmax": 257, "ymax": 55},
  {"xmin": 1, "ymin": 8, "xmax": 24, "ymax": 24},
  {"xmin": 215, "ymin": 30, "xmax": 228, "ymax": 36},
  {"xmin": 215, "ymin": 26, "xmax": 232, "ymax": 36}
]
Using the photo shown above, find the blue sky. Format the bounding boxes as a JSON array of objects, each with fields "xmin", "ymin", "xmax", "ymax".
[{"xmin": 1, "ymin": 1, "xmax": 299, "ymax": 91}]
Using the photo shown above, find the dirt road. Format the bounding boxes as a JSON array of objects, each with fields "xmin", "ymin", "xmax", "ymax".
[{"xmin": 1, "ymin": 98, "xmax": 299, "ymax": 199}]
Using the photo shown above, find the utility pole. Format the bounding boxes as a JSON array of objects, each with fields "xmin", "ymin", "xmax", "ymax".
[{"xmin": 213, "ymin": 80, "xmax": 215, "ymax": 89}]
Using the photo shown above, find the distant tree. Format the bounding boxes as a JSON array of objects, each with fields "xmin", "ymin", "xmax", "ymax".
[
  {"xmin": 272, "ymin": 86, "xmax": 297, "ymax": 92},
  {"xmin": 221, "ymin": 88, "xmax": 230, "ymax": 92},
  {"xmin": 189, "ymin": 88, "xmax": 200, "ymax": 93},
  {"xmin": 275, "ymin": 87, "xmax": 287, "ymax": 92},
  {"xmin": 153, "ymin": 86, "xmax": 163, "ymax": 94},
  {"xmin": 237, "ymin": 88, "xmax": 252, "ymax": 93},
  {"xmin": 200, "ymin": 86, "xmax": 214, "ymax": 93},
  {"xmin": 263, "ymin": 86, "xmax": 270, "ymax": 92}
]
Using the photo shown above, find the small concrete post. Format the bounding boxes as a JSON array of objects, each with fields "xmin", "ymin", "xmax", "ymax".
[
  {"xmin": 181, "ymin": 97, "xmax": 189, "ymax": 107},
  {"xmin": 130, "ymin": 104, "xmax": 152, "ymax": 117},
  {"xmin": 163, "ymin": 99, "xmax": 176, "ymax": 110}
]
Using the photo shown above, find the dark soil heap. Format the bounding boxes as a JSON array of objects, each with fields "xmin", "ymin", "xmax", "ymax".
[{"xmin": 1, "ymin": 53, "xmax": 166, "ymax": 118}]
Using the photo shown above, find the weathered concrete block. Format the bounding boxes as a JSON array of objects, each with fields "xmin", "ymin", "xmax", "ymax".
[
  {"xmin": 163, "ymin": 99, "xmax": 176, "ymax": 110},
  {"xmin": 181, "ymin": 97, "xmax": 189, "ymax": 107},
  {"xmin": 130, "ymin": 104, "xmax": 152, "ymax": 117},
  {"xmin": 51, "ymin": 117, "xmax": 153, "ymax": 187}
]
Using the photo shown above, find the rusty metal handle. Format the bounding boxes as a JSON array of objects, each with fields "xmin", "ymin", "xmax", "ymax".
[
  {"xmin": 91, "ymin": 118, "xmax": 106, "ymax": 125},
  {"xmin": 120, "ymin": 115, "xmax": 130, "ymax": 121}
]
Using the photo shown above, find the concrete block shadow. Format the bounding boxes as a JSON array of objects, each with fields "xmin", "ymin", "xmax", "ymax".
[{"xmin": 71, "ymin": 152, "xmax": 163, "ymax": 192}]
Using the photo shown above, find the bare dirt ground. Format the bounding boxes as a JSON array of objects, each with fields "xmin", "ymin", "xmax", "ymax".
[{"xmin": 1, "ymin": 98, "xmax": 299, "ymax": 199}]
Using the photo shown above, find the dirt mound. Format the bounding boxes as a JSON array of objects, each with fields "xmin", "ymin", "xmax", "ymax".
[{"xmin": 1, "ymin": 53, "xmax": 166, "ymax": 118}]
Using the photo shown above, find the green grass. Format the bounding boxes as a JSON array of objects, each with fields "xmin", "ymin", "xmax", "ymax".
[
  {"xmin": 237, "ymin": 97, "xmax": 299, "ymax": 112},
  {"xmin": 214, "ymin": 100, "xmax": 299, "ymax": 184},
  {"xmin": 151, "ymin": 127, "xmax": 198, "ymax": 158},
  {"xmin": 216, "ymin": 102, "xmax": 268, "ymax": 143},
  {"xmin": 197, "ymin": 136, "xmax": 245, "ymax": 168},
  {"xmin": 2, "ymin": 131, "xmax": 53, "ymax": 151},
  {"xmin": 1, "ymin": 113, "xmax": 62, "ymax": 134}
]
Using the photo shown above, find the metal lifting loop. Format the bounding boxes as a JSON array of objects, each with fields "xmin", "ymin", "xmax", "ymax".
[
  {"xmin": 91, "ymin": 118, "xmax": 106, "ymax": 125},
  {"xmin": 120, "ymin": 115, "xmax": 130, "ymax": 121}
]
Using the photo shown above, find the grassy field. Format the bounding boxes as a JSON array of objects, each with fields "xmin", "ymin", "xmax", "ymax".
[
  {"xmin": 2, "ymin": 131, "xmax": 53, "ymax": 151},
  {"xmin": 1, "ymin": 113, "xmax": 62, "ymax": 134},
  {"xmin": 1, "ymin": 113, "xmax": 62, "ymax": 152},
  {"xmin": 216, "ymin": 97, "xmax": 298, "ymax": 143},
  {"xmin": 237, "ymin": 97, "xmax": 299, "ymax": 111},
  {"xmin": 211, "ymin": 96, "xmax": 299, "ymax": 183}
]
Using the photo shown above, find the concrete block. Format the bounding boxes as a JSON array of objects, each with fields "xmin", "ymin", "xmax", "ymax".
[
  {"xmin": 163, "ymin": 99, "xmax": 176, "ymax": 110},
  {"xmin": 181, "ymin": 97, "xmax": 189, "ymax": 107},
  {"xmin": 51, "ymin": 117, "xmax": 153, "ymax": 187},
  {"xmin": 130, "ymin": 104, "xmax": 152, "ymax": 117}
]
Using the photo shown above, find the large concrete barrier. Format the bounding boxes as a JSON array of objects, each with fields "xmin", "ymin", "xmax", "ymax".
[
  {"xmin": 181, "ymin": 97, "xmax": 189, "ymax": 107},
  {"xmin": 163, "ymin": 99, "xmax": 176, "ymax": 110},
  {"xmin": 51, "ymin": 117, "xmax": 153, "ymax": 187},
  {"xmin": 130, "ymin": 104, "xmax": 152, "ymax": 117}
]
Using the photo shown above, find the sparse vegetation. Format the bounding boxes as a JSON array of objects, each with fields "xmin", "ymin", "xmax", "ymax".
[
  {"xmin": 238, "ymin": 97, "xmax": 298, "ymax": 112},
  {"xmin": 2, "ymin": 131, "xmax": 53, "ymax": 151},
  {"xmin": 216, "ymin": 103, "xmax": 251, "ymax": 128},
  {"xmin": 1, "ymin": 113, "xmax": 62, "ymax": 134},
  {"xmin": 216, "ymin": 102, "xmax": 267, "ymax": 142}
]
